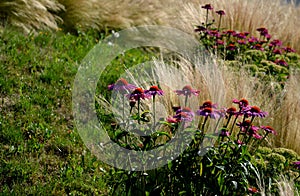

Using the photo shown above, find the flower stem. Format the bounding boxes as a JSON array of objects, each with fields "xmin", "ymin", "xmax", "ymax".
[
  {"xmin": 122, "ymin": 95, "xmax": 125, "ymax": 122},
  {"xmin": 205, "ymin": 10, "xmax": 209, "ymax": 28},
  {"xmin": 217, "ymin": 15, "xmax": 222, "ymax": 31},
  {"xmin": 201, "ymin": 116, "xmax": 208, "ymax": 131},
  {"xmin": 138, "ymin": 98, "xmax": 141, "ymax": 124},
  {"xmin": 184, "ymin": 95, "xmax": 188, "ymax": 107},
  {"xmin": 153, "ymin": 95, "xmax": 156, "ymax": 128},
  {"xmin": 225, "ymin": 114, "xmax": 232, "ymax": 128}
]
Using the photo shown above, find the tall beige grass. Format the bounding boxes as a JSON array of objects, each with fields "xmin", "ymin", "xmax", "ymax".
[
  {"xmin": 57, "ymin": 0, "xmax": 177, "ymax": 31},
  {"xmin": 0, "ymin": 0, "xmax": 64, "ymax": 33},
  {"xmin": 271, "ymin": 71, "xmax": 300, "ymax": 153}
]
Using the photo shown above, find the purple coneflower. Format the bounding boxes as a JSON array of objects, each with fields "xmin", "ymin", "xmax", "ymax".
[
  {"xmin": 275, "ymin": 59, "xmax": 288, "ymax": 67},
  {"xmin": 232, "ymin": 98, "xmax": 249, "ymax": 109},
  {"xmin": 207, "ymin": 30, "xmax": 220, "ymax": 38},
  {"xmin": 226, "ymin": 43, "xmax": 236, "ymax": 51},
  {"xmin": 246, "ymin": 125, "xmax": 262, "ymax": 139},
  {"xmin": 253, "ymin": 43, "xmax": 264, "ymax": 51},
  {"xmin": 173, "ymin": 111, "xmax": 194, "ymax": 122},
  {"xmin": 195, "ymin": 25, "xmax": 207, "ymax": 32},
  {"xmin": 166, "ymin": 116, "xmax": 179, "ymax": 123},
  {"xmin": 144, "ymin": 86, "xmax": 164, "ymax": 97},
  {"xmin": 127, "ymin": 87, "xmax": 150, "ymax": 101},
  {"xmin": 269, "ymin": 39, "xmax": 282, "ymax": 47},
  {"xmin": 176, "ymin": 107, "xmax": 195, "ymax": 117},
  {"xmin": 199, "ymin": 100, "xmax": 218, "ymax": 109},
  {"xmin": 216, "ymin": 10, "xmax": 225, "ymax": 30},
  {"xmin": 223, "ymin": 30, "xmax": 236, "ymax": 36},
  {"xmin": 260, "ymin": 126, "xmax": 277, "ymax": 135},
  {"xmin": 216, "ymin": 10, "xmax": 225, "ymax": 15},
  {"xmin": 220, "ymin": 129, "xmax": 230, "ymax": 137},
  {"xmin": 216, "ymin": 39, "xmax": 225, "ymax": 45},
  {"xmin": 197, "ymin": 107, "xmax": 220, "ymax": 119},
  {"xmin": 248, "ymin": 36, "xmax": 259, "ymax": 44},
  {"xmin": 108, "ymin": 78, "xmax": 136, "ymax": 93},
  {"xmin": 283, "ymin": 46, "xmax": 296, "ymax": 53},
  {"xmin": 248, "ymin": 187, "xmax": 259, "ymax": 193},
  {"xmin": 235, "ymin": 32, "xmax": 248, "ymax": 39},
  {"xmin": 244, "ymin": 106, "xmax": 268, "ymax": 118},
  {"xmin": 273, "ymin": 49, "xmax": 282, "ymax": 55},
  {"xmin": 226, "ymin": 106, "xmax": 238, "ymax": 116},
  {"xmin": 237, "ymin": 40, "xmax": 247, "ymax": 45},
  {"xmin": 236, "ymin": 120, "xmax": 252, "ymax": 131},
  {"xmin": 201, "ymin": 4, "xmax": 213, "ymax": 10},
  {"xmin": 257, "ymin": 27, "xmax": 269, "ymax": 37},
  {"xmin": 292, "ymin": 161, "xmax": 300, "ymax": 170},
  {"xmin": 265, "ymin": 34, "xmax": 272, "ymax": 40},
  {"xmin": 175, "ymin": 85, "xmax": 200, "ymax": 97}
]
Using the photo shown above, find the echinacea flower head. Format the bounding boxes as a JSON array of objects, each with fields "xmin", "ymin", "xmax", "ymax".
[
  {"xmin": 283, "ymin": 46, "xmax": 296, "ymax": 53},
  {"xmin": 248, "ymin": 187, "xmax": 259, "ymax": 193},
  {"xmin": 248, "ymin": 36, "xmax": 259, "ymax": 44},
  {"xmin": 199, "ymin": 100, "xmax": 218, "ymax": 109},
  {"xmin": 237, "ymin": 40, "xmax": 247, "ymax": 45},
  {"xmin": 244, "ymin": 106, "xmax": 268, "ymax": 118},
  {"xmin": 226, "ymin": 43, "xmax": 236, "ymax": 51},
  {"xmin": 220, "ymin": 129, "xmax": 230, "ymax": 137},
  {"xmin": 216, "ymin": 39, "xmax": 224, "ymax": 45},
  {"xmin": 172, "ymin": 106, "xmax": 181, "ymax": 112},
  {"xmin": 226, "ymin": 106, "xmax": 238, "ymax": 115},
  {"xmin": 175, "ymin": 85, "xmax": 200, "ymax": 97},
  {"xmin": 292, "ymin": 161, "xmax": 300, "ymax": 169},
  {"xmin": 235, "ymin": 32, "xmax": 248, "ymax": 39},
  {"xmin": 166, "ymin": 116, "xmax": 179, "ymax": 123},
  {"xmin": 201, "ymin": 4, "xmax": 213, "ymax": 10},
  {"xmin": 173, "ymin": 112, "xmax": 194, "ymax": 122},
  {"xmin": 260, "ymin": 126, "xmax": 277, "ymax": 135},
  {"xmin": 257, "ymin": 27, "xmax": 268, "ymax": 36},
  {"xmin": 253, "ymin": 43, "xmax": 264, "ymax": 51},
  {"xmin": 236, "ymin": 139, "xmax": 244, "ymax": 145},
  {"xmin": 246, "ymin": 125, "xmax": 261, "ymax": 139},
  {"xmin": 195, "ymin": 25, "xmax": 207, "ymax": 32},
  {"xmin": 269, "ymin": 39, "xmax": 282, "ymax": 47},
  {"xmin": 144, "ymin": 86, "xmax": 164, "ymax": 97},
  {"xmin": 127, "ymin": 87, "xmax": 150, "ymax": 101},
  {"xmin": 108, "ymin": 78, "xmax": 136, "ymax": 93},
  {"xmin": 275, "ymin": 59, "xmax": 288, "ymax": 66},
  {"xmin": 207, "ymin": 30, "xmax": 220, "ymax": 37},
  {"xmin": 176, "ymin": 107, "xmax": 195, "ymax": 117},
  {"xmin": 252, "ymin": 132, "xmax": 263, "ymax": 140},
  {"xmin": 196, "ymin": 107, "xmax": 220, "ymax": 119},
  {"xmin": 223, "ymin": 30, "xmax": 236, "ymax": 36},
  {"xmin": 265, "ymin": 34, "xmax": 272, "ymax": 40},
  {"xmin": 273, "ymin": 49, "xmax": 282, "ymax": 55},
  {"xmin": 233, "ymin": 98, "xmax": 249, "ymax": 109},
  {"xmin": 236, "ymin": 120, "xmax": 252, "ymax": 130},
  {"xmin": 216, "ymin": 10, "xmax": 225, "ymax": 15}
]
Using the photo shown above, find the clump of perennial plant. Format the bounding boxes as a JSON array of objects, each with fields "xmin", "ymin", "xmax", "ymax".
[
  {"xmin": 103, "ymin": 80, "xmax": 295, "ymax": 195},
  {"xmin": 195, "ymin": 4, "xmax": 300, "ymax": 83}
]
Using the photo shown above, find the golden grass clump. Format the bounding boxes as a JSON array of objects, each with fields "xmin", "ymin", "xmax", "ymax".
[
  {"xmin": 0, "ymin": 0, "xmax": 64, "ymax": 33},
  {"xmin": 57, "ymin": 0, "xmax": 176, "ymax": 32},
  {"xmin": 271, "ymin": 71, "xmax": 300, "ymax": 154}
]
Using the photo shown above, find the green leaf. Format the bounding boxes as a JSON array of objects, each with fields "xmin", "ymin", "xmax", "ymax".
[
  {"xmin": 152, "ymin": 131, "xmax": 171, "ymax": 140},
  {"xmin": 200, "ymin": 162, "xmax": 203, "ymax": 176}
]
